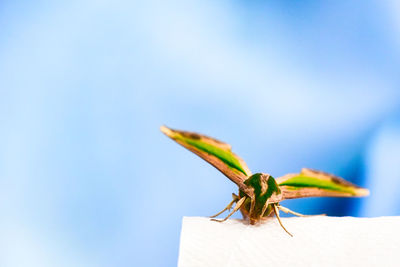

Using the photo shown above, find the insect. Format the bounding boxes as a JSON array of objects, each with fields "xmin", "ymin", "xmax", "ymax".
[{"xmin": 160, "ymin": 126, "xmax": 369, "ymax": 236}]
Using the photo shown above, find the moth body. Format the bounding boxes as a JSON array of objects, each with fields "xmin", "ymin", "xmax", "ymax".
[
  {"xmin": 161, "ymin": 126, "xmax": 369, "ymax": 235},
  {"xmin": 239, "ymin": 173, "xmax": 282, "ymax": 224}
]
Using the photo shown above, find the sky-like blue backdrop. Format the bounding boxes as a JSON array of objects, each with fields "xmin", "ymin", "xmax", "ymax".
[{"xmin": 1, "ymin": 1, "xmax": 400, "ymax": 266}]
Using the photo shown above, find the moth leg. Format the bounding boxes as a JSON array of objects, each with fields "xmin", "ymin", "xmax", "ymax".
[
  {"xmin": 277, "ymin": 205, "xmax": 306, "ymax": 217},
  {"xmin": 272, "ymin": 204, "xmax": 293, "ymax": 237},
  {"xmin": 209, "ymin": 194, "xmax": 239, "ymax": 218},
  {"xmin": 278, "ymin": 205, "xmax": 326, "ymax": 217},
  {"xmin": 211, "ymin": 196, "xmax": 246, "ymax": 223}
]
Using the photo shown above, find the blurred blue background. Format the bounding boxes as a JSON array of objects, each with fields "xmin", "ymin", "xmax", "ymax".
[{"xmin": 1, "ymin": 1, "xmax": 400, "ymax": 266}]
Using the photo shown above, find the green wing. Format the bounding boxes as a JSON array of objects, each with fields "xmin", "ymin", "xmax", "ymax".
[
  {"xmin": 276, "ymin": 168, "xmax": 369, "ymax": 200},
  {"xmin": 160, "ymin": 126, "xmax": 251, "ymax": 188}
]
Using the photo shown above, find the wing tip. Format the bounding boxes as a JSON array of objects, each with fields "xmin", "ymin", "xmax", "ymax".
[
  {"xmin": 354, "ymin": 187, "xmax": 370, "ymax": 197},
  {"xmin": 160, "ymin": 125, "xmax": 173, "ymax": 136}
]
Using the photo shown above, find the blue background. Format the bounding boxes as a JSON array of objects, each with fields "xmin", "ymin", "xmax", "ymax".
[{"xmin": 1, "ymin": 1, "xmax": 400, "ymax": 266}]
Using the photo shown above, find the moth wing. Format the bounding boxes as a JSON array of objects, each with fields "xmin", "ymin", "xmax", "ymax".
[
  {"xmin": 160, "ymin": 126, "xmax": 251, "ymax": 189},
  {"xmin": 276, "ymin": 168, "xmax": 369, "ymax": 200}
]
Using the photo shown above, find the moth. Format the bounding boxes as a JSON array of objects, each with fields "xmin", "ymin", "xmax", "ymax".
[{"xmin": 161, "ymin": 126, "xmax": 369, "ymax": 236}]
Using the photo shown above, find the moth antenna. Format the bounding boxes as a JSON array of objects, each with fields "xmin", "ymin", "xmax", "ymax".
[
  {"xmin": 248, "ymin": 196, "xmax": 256, "ymax": 219},
  {"xmin": 260, "ymin": 201, "xmax": 270, "ymax": 218}
]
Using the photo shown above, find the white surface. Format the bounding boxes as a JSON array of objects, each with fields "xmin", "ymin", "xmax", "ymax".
[{"xmin": 178, "ymin": 216, "xmax": 400, "ymax": 267}]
